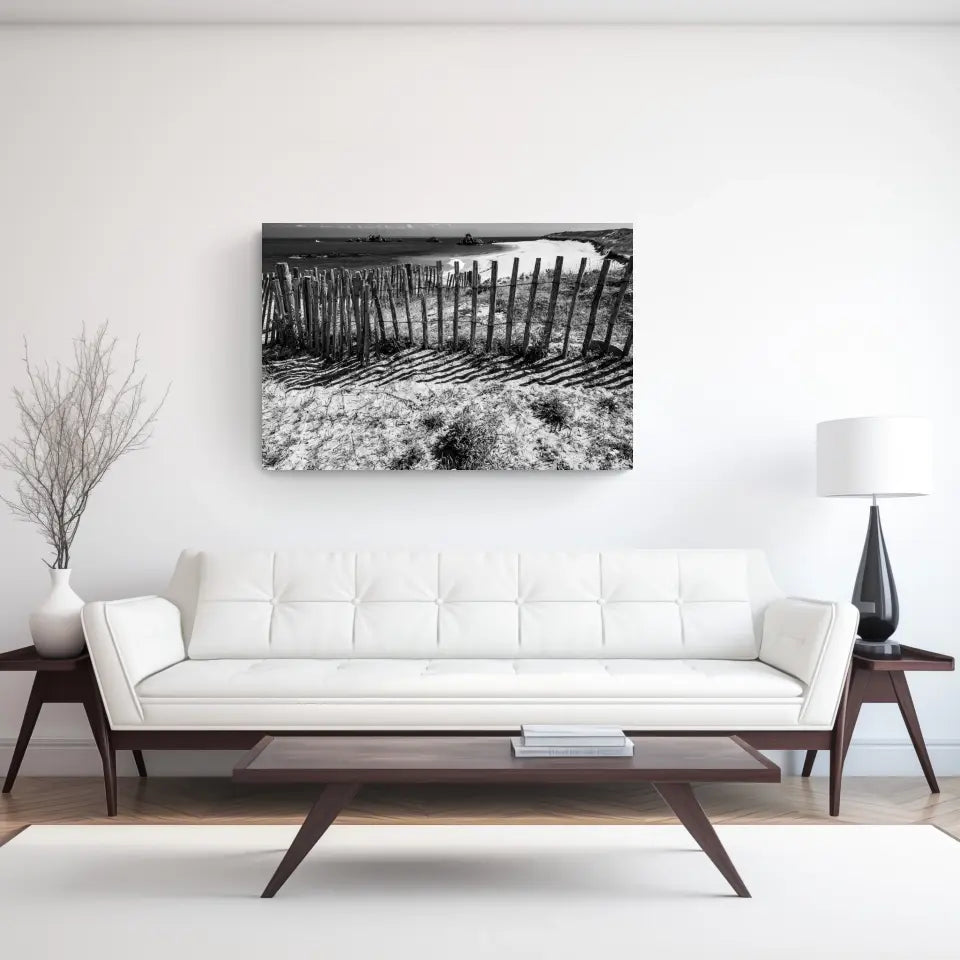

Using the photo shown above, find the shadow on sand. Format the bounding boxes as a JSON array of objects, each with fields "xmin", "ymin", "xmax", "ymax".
[{"xmin": 263, "ymin": 348, "xmax": 632, "ymax": 393}]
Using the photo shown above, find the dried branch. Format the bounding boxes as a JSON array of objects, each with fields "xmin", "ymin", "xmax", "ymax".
[{"xmin": 0, "ymin": 323, "xmax": 168, "ymax": 568}]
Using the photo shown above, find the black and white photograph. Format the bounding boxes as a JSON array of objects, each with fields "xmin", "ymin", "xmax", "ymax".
[{"xmin": 261, "ymin": 223, "xmax": 633, "ymax": 470}]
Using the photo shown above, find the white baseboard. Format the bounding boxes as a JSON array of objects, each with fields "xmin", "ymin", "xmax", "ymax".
[
  {"xmin": 2, "ymin": 738, "xmax": 959, "ymax": 778},
  {"xmin": 766, "ymin": 742, "xmax": 960, "ymax": 777}
]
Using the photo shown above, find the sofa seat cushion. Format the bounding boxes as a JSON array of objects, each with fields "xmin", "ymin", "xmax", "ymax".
[{"xmin": 136, "ymin": 658, "xmax": 804, "ymax": 701}]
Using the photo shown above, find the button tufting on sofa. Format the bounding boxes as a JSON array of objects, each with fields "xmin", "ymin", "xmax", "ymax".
[{"xmin": 81, "ymin": 549, "xmax": 858, "ymax": 733}]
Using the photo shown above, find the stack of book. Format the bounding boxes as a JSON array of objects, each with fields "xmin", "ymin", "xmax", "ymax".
[{"xmin": 511, "ymin": 724, "xmax": 634, "ymax": 758}]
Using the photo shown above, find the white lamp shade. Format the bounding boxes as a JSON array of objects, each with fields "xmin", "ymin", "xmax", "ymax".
[{"xmin": 817, "ymin": 416, "xmax": 932, "ymax": 498}]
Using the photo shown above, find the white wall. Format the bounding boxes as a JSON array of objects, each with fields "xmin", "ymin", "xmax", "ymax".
[{"xmin": 0, "ymin": 25, "xmax": 958, "ymax": 777}]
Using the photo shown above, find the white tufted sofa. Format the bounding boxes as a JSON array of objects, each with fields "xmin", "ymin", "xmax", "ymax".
[{"xmin": 81, "ymin": 549, "xmax": 858, "ymax": 734}]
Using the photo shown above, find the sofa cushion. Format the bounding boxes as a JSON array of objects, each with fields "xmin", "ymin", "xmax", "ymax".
[
  {"xmin": 185, "ymin": 550, "xmax": 770, "ymax": 661},
  {"xmin": 136, "ymin": 658, "xmax": 804, "ymax": 701}
]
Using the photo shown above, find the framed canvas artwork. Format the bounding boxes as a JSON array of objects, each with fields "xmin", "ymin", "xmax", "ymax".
[{"xmin": 261, "ymin": 223, "xmax": 633, "ymax": 470}]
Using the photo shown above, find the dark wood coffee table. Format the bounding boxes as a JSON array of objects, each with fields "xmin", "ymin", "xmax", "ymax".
[{"xmin": 234, "ymin": 735, "xmax": 780, "ymax": 899}]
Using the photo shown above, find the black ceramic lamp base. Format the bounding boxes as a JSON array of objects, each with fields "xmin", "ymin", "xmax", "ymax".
[
  {"xmin": 854, "ymin": 638, "xmax": 901, "ymax": 659},
  {"xmin": 852, "ymin": 502, "xmax": 900, "ymax": 658}
]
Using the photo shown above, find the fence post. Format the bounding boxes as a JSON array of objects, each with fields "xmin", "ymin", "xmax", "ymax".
[
  {"xmin": 338, "ymin": 271, "xmax": 349, "ymax": 358},
  {"xmin": 311, "ymin": 276, "xmax": 320, "ymax": 353},
  {"xmin": 403, "ymin": 264, "xmax": 414, "ymax": 342},
  {"xmin": 505, "ymin": 257, "xmax": 519, "ymax": 348},
  {"xmin": 623, "ymin": 320, "xmax": 633, "ymax": 357},
  {"xmin": 311, "ymin": 275, "xmax": 319, "ymax": 354},
  {"xmin": 541, "ymin": 255, "xmax": 564, "ymax": 355},
  {"xmin": 362, "ymin": 283, "xmax": 371, "ymax": 365},
  {"xmin": 387, "ymin": 284, "xmax": 400, "ymax": 340},
  {"xmin": 326, "ymin": 275, "xmax": 334, "ymax": 356},
  {"xmin": 420, "ymin": 293, "xmax": 429, "ymax": 348},
  {"xmin": 260, "ymin": 275, "xmax": 271, "ymax": 341},
  {"xmin": 308, "ymin": 277, "xmax": 321, "ymax": 356},
  {"xmin": 600, "ymin": 257, "xmax": 632, "ymax": 358},
  {"xmin": 436, "ymin": 260, "xmax": 444, "ymax": 347},
  {"xmin": 325, "ymin": 276, "xmax": 335, "ymax": 357},
  {"xmin": 306, "ymin": 276, "xmax": 317, "ymax": 352},
  {"xmin": 331, "ymin": 276, "xmax": 340, "ymax": 358},
  {"xmin": 300, "ymin": 274, "xmax": 320, "ymax": 350},
  {"xmin": 260, "ymin": 277, "xmax": 270, "ymax": 343},
  {"xmin": 319, "ymin": 276, "xmax": 329, "ymax": 357},
  {"xmin": 581, "ymin": 258, "xmax": 611, "ymax": 357},
  {"xmin": 275, "ymin": 262, "xmax": 298, "ymax": 347},
  {"xmin": 299, "ymin": 276, "xmax": 311, "ymax": 351},
  {"xmin": 371, "ymin": 282, "xmax": 387, "ymax": 344},
  {"xmin": 470, "ymin": 259, "xmax": 479, "ymax": 347},
  {"xmin": 323, "ymin": 275, "xmax": 332, "ymax": 357},
  {"xmin": 333, "ymin": 277, "xmax": 341, "ymax": 358},
  {"xmin": 452, "ymin": 262, "xmax": 460, "ymax": 349},
  {"xmin": 486, "ymin": 259, "xmax": 498, "ymax": 351},
  {"xmin": 351, "ymin": 275, "xmax": 364, "ymax": 360},
  {"xmin": 340, "ymin": 273, "xmax": 349, "ymax": 358},
  {"xmin": 561, "ymin": 257, "xmax": 587, "ymax": 358},
  {"xmin": 521, "ymin": 257, "xmax": 542, "ymax": 353},
  {"xmin": 320, "ymin": 277, "xmax": 329, "ymax": 357},
  {"xmin": 291, "ymin": 269, "xmax": 303, "ymax": 343},
  {"xmin": 261, "ymin": 277, "xmax": 272, "ymax": 344},
  {"xmin": 271, "ymin": 277, "xmax": 284, "ymax": 347}
]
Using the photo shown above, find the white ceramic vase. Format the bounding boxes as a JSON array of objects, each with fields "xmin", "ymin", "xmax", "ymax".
[{"xmin": 29, "ymin": 568, "xmax": 86, "ymax": 658}]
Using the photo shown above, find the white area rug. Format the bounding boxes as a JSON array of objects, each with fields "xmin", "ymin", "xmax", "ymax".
[{"xmin": 1, "ymin": 824, "xmax": 957, "ymax": 959}]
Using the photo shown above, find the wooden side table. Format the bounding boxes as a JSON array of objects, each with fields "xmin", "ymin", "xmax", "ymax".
[
  {"xmin": 0, "ymin": 645, "xmax": 146, "ymax": 816},
  {"xmin": 802, "ymin": 644, "xmax": 955, "ymax": 798}
]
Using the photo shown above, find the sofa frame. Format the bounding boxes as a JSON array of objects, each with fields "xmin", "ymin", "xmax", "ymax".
[{"xmin": 103, "ymin": 678, "xmax": 852, "ymax": 818}]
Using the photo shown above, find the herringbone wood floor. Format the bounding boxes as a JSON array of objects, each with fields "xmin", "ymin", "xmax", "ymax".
[{"xmin": 2, "ymin": 775, "xmax": 959, "ymax": 846}]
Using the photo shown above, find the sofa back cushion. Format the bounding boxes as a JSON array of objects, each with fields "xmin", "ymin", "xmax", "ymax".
[{"xmin": 182, "ymin": 550, "xmax": 780, "ymax": 661}]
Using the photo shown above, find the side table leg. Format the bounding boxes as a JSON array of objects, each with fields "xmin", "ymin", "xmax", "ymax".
[
  {"xmin": 2, "ymin": 675, "xmax": 45, "ymax": 794},
  {"xmin": 81, "ymin": 694, "xmax": 117, "ymax": 817},
  {"xmin": 133, "ymin": 751, "xmax": 147, "ymax": 778},
  {"xmin": 653, "ymin": 781, "xmax": 750, "ymax": 898},
  {"xmin": 890, "ymin": 672, "xmax": 939, "ymax": 794},
  {"xmin": 261, "ymin": 782, "xmax": 360, "ymax": 898}
]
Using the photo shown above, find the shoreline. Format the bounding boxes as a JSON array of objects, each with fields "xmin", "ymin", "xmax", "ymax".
[
  {"xmin": 446, "ymin": 238, "xmax": 605, "ymax": 276},
  {"xmin": 542, "ymin": 229, "xmax": 632, "ymax": 264},
  {"xmin": 264, "ymin": 230, "xmax": 632, "ymax": 273}
]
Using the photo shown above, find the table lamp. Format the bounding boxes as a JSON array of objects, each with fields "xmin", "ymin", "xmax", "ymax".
[{"xmin": 816, "ymin": 416, "xmax": 932, "ymax": 658}]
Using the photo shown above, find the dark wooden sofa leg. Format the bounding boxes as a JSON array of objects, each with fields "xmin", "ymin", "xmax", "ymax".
[
  {"xmin": 133, "ymin": 750, "xmax": 147, "ymax": 779},
  {"xmin": 828, "ymin": 669, "xmax": 857, "ymax": 817},
  {"xmin": 801, "ymin": 750, "xmax": 817, "ymax": 777},
  {"xmin": 82, "ymin": 692, "xmax": 118, "ymax": 817},
  {"xmin": 828, "ymin": 742, "xmax": 843, "ymax": 817}
]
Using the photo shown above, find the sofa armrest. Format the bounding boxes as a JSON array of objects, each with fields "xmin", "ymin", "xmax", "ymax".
[
  {"xmin": 81, "ymin": 597, "xmax": 186, "ymax": 726},
  {"xmin": 759, "ymin": 597, "xmax": 859, "ymax": 727}
]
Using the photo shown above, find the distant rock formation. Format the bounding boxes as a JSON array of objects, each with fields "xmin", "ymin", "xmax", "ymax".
[
  {"xmin": 457, "ymin": 233, "xmax": 484, "ymax": 246},
  {"xmin": 345, "ymin": 234, "xmax": 398, "ymax": 243}
]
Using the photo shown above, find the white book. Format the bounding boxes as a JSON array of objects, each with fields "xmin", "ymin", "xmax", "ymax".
[
  {"xmin": 511, "ymin": 738, "xmax": 634, "ymax": 758},
  {"xmin": 522, "ymin": 734, "xmax": 628, "ymax": 747},
  {"xmin": 520, "ymin": 724, "xmax": 627, "ymax": 747}
]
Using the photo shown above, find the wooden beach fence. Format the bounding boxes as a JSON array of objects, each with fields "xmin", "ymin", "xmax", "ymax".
[{"xmin": 262, "ymin": 253, "xmax": 632, "ymax": 366}]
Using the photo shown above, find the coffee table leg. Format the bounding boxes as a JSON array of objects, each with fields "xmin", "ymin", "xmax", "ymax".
[
  {"xmin": 653, "ymin": 782, "xmax": 750, "ymax": 898},
  {"xmin": 261, "ymin": 782, "xmax": 360, "ymax": 898}
]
